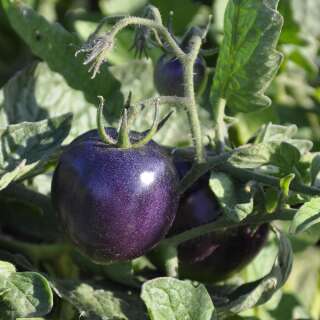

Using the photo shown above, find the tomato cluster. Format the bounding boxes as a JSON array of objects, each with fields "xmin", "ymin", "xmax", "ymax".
[{"xmin": 52, "ymin": 49, "xmax": 267, "ymax": 281}]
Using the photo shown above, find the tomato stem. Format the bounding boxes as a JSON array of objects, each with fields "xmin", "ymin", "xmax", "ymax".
[
  {"xmin": 78, "ymin": 10, "xmax": 207, "ymax": 161},
  {"xmin": 162, "ymin": 209, "xmax": 297, "ymax": 247},
  {"xmin": 96, "ymin": 96, "xmax": 117, "ymax": 145},
  {"xmin": 118, "ymin": 107, "xmax": 131, "ymax": 148},
  {"xmin": 182, "ymin": 35, "xmax": 206, "ymax": 163}
]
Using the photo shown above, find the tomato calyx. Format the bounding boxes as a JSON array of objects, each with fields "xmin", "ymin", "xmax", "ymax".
[{"xmin": 96, "ymin": 93, "xmax": 161, "ymax": 149}]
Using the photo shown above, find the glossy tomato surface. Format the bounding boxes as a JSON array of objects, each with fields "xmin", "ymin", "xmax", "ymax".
[{"xmin": 52, "ymin": 128, "xmax": 179, "ymax": 263}]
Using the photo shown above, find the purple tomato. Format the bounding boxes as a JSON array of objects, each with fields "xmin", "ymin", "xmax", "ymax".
[
  {"xmin": 51, "ymin": 128, "xmax": 179, "ymax": 263},
  {"xmin": 154, "ymin": 54, "xmax": 207, "ymax": 97},
  {"xmin": 168, "ymin": 161, "xmax": 269, "ymax": 282}
]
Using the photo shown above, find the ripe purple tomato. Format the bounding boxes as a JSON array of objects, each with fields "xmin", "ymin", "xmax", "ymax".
[
  {"xmin": 51, "ymin": 128, "xmax": 179, "ymax": 263},
  {"xmin": 154, "ymin": 54, "xmax": 207, "ymax": 97},
  {"xmin": 169, "ymin": 160, "xmax": 269, "ymax": 282}
]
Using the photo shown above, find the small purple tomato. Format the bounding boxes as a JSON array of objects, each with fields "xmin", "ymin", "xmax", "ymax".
[
  {"xmin": 154, "ymin": 54, "xmax": 207, "ymax": 97},
  {"xmin": 51, "ymin": 128, "xmax": 179, "ymax": 263},
  {"xmin": 169, "ymin": 161, "xmax": 269, "ymax": 282}
]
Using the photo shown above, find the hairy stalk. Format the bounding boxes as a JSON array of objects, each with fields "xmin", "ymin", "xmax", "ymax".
[
  {"xmin": 97, "ymin": 96, "xmax": 117, "ymax": 145},
  {"xmin": 109, "ymin": 17, "xmax": 184, "ymax": 58},
  {"xmin": 80, "ymin": 13, "xmax": 205, "ymax": 160},
  {"xmin": 183, "ymin": 35, "xmax": 206, "ymax": 163},
  {"xmin": 162, "ymin": 209, "xmax": 296, "ymax": 247},
  {"xmin": 111, "ymin": 18, "xmax": 204, "ymax": 159},
  {"xmin": 118, "ymin": 108, "xmax": 131, "ymax": 148}
]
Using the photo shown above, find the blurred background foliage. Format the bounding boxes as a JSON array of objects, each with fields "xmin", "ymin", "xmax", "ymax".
[
  {"xmin": 1, "ymin": 0, "xmax": 319, "ymax": 147},
  {"xmin": 0, "ymin": 0, "xmax": 320, "ymax": 319}
]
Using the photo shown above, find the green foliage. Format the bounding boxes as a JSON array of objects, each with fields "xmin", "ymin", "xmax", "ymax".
[
  {"xmin": 1, "ymin": 0, "xmax": 122, "ymax": 107},
  {"xmin": 141, "ymin": 277, "xmax": 215, "ymax": 320},
  {"xmin": 0, "ymin": 0, "xmax": 320, "ymax": 319},
  {"xmin": 209, "ymin": 172, "xmax": 253, "ymax": 221},
  {"xmin": 290, "ymin": 197, "xmax": 320, "ymax": 234},
  {"xmin": 53, "ymin": 280, "xmax": 146, "ymax": 320},
  {"xmin": 211, "ymin": 0, "xmax": 283, "ymax": 113},
  {"xmin": 0, "ymin": 114, "xmax": 71, "ymax": 190},
  {"xmin": 0, "ymin": 62, "xmax": 96, "ymax": 139},
  {"xmin": 0, "ymin": 261, "xmax": 53, "ymax": 318}
]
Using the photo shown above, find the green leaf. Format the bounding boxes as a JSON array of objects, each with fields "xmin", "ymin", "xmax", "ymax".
[
  {"xmin": 279, "ymin": 173, "xmax": 295, "ymax": 197},
  {"xmin": 53, "ymin": 280, "xmax": 146, "ymax": 320},
  {"xmin": 141, "ymin": 277, "xmax": 215, "ymax": 320},
  {"xmin": 211, "ymin": 0, "xmax": 283, "ymax": 112},
  {"xmin": 228, "ymin": 143, "xmax": 276, "ymax": 169},
  {"xmin": 1, "ymin": 0, "xmax": 121, "ymax": 107},
  {"xmin": 255, "ymin": 124, "xmax": 313, "ymax": 154},
  {"xmin": 228, "ymin": 124, "xmax": 313, "ymax": 173},
  {"xmin": 0, "ymin": 62, "xmax": 96, "ymax": 140},
  {"xmin": 290, "ymin": 197, "xmax": 320, "ymax": 234},
  {"xmin": 0, "ymin": 113, "xmax": 71, "ymax": 190},
  {"xmin": 209, "ymin": 172, "xmax": 253, "ymax": 221},
  {"xmin": 0, "ymin": 260, "xmax": 53, "ymax": 318},
  {"xmin": 265, "ymin": 187, "xmax": 280, "ymax": 213},
  {"xmin": 217, "ymin": 229, "xmax": 292, "ymax": 314},
  {"xmin": 255, "ymin": 123, "xmax": 298, "ymax": 144},
  {"xmin": 270, "ymin": 142, "xmax": 301, "ymax": 173},
  {"xmin": 0, "ymin": 260, "xmax": 16, "ymax": 276}
]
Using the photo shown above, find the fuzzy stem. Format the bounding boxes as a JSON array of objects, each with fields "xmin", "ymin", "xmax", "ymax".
[
  {"xmin": 183, "ymin": 35, "xmax": 206, "ymax": 163},
  {"xmin": 110, "ymin": 16, "xmax": 184, "ymax": 58},
  {"xmin": 118, "ymin": 108, "xmax": 131, "ymax": 148},
  {"xmin": 107, "ymin": 17, "xmax": 204, "ymax": 159},
  {"xmin": 90, "ymin": 14, "xmax": 205, "ymax": 161},
  {"xmin": 162, "ymin": 209, "xmax": 296, "ymax": 247},
  {"xmin": 97, "ymin": 96, "xmax": 117, "ymax": 145}
]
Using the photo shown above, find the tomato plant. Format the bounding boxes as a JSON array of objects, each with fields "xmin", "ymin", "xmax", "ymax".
[{"xmin": 1, "ymin": 0, "xmax": 320, "ymax": 319}]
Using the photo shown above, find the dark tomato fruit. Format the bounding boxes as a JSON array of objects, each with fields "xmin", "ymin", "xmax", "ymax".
[
  {"xmin": 154, "ymin": 54, "xmax": 207, "ymax": 97},
  {"xmin": 165, "ymin": 161, "xmax": 268, "ymax": 282},
  {"xmin": 51, "ymin": 128, "xmax": 179, "ymax": 263}
]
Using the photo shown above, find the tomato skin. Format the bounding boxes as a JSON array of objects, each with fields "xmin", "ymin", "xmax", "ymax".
[
  {"xmin": 169, "ymin": 161, "xmax": 269, "ymax": 282},
  {"xmin": 154, "ymin": 54, "xmax": 207, "ymax": 97},
  {"xmin": 51, "ymin": 128, "xmax": 179, "ymax": 263}
]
